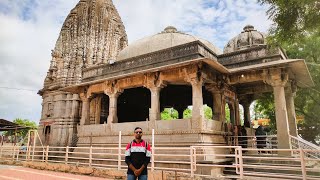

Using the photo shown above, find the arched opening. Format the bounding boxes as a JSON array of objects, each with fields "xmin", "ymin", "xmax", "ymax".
[
  {"xmin": 118, "ymin": 87, "xmax": 151, "ymax": 123},
  {"xmin": 160, "ymin": 85, "xmax": 192, "ymax": 119}
]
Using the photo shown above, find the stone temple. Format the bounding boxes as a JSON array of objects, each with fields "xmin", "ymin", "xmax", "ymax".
[{"xmin": 38, "ymin": 0, "xmax": 313, "ymax": 151}]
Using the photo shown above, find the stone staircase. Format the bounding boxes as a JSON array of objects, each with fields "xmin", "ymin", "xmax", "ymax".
[{"xmin": 223, "ymin": 152, "xmax": 320, "ymax": 179}]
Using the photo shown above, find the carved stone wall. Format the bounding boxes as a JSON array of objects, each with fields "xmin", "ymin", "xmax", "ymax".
[
  {"xmin": 43, "ymin": 0, "xmax": 127, "ymax": 90},
  {"xmin": 39, "ymin": 0, "xmax": 127, "ymax": 146}
]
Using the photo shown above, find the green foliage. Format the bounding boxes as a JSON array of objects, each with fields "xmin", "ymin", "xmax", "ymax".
[
  {"xmin": 204, "ymin": 105, "xmax": 213, "ymax": 119},
  {"xmin": 259, "ymin": 0, "xmax": 320, "ymax": 42},
  {"xmin": 225, "ymin": 104, "xmax": 230, "ymax": 123},
  {"xmin": 183, "ymin": 108, "xmax": 192, "ymax": 119},
  {"xmin": 162, "ymin": 105, "xmax": 213, "ymax": 120},
  {"xmin": 3, "ymin": 118, "xmax": 38, "ymax": 141},
  {"xmin": 257, "ymin": 0, "xmax": 320, "ymax": 144},
  {"xmin": 283, "ymin": 35, "xmax": 320, "ymax": 144},
  {"xmin": 161, "ymin": 108, "xmax": 179, "ymax": 120},
  {"xmin": 14, "ymin": 118, "xmax": 37, "ymax": 138},
  {"xmin": 254, "ymin": 94, "xmax": 276, "ymax": 134}
]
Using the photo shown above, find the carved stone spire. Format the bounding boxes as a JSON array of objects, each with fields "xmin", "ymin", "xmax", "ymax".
[{"xmin": 43, "ymin": 0, "xmax": 128, "ymax": 89}]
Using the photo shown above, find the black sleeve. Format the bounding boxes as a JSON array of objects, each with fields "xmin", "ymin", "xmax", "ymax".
[
  {"xmin": 143, "ymin": 156, "xmax": 150, "ymax": 167},
  {"xmin": 125, "ymin": 155, "xmax": 132, "ymax": 166}
]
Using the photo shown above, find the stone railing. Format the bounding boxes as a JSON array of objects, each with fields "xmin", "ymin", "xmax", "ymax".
[{"xmin": 82, "ymin": 41, "xmax": 218, "ymax": 82}]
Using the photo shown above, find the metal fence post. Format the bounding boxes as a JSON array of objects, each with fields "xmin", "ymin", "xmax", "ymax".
[
  {"xmin": 299, "ymin": 148, "xmax": 307, "ymax": 180},
  {"xmin": 0, "ymin": 144, "xmax": 2, "ymax": 158},
  {"xmin": 65, "ymin": 146, "xmax": 69, "ymax": 164},
  {"xmin": 16, "ymin": 148, "xmax": 20, "ymax": 161},
  {"xmin": 118, "ymin": 131, "xmax": 121, "ymax": 170},
  {"xmin": 46, "ymin": 146, "xmax": 49, "ymax": 163},
  {"xmin": 89, "ymin": 146, "xmax": 92, "ymax": 167},
  {"xmin": 32, "ymin": 131, "xmax": 36, "ymax": 161},
  {"xmin": 12, "ymin": 146, "xmax": 16, "ymax": 161},
  {"xmin": 190, "ymin": 147, "xmax": 194, "ymax": 178},
  {"xmin": 151, "ymin": 129, "xmax": 155, "ymax": 172},
  {"xmin": 235, "ymin": 147, "xmax": 239, "ymax": 174},
  {"xmin": 238, "ymin": 147, "xmax": 244, "ymax": 179}
]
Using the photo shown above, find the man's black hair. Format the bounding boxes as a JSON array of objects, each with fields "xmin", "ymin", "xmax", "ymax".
[{"xmin": 134, "ymin": 127, "xmax": 142, "ymax": 132}]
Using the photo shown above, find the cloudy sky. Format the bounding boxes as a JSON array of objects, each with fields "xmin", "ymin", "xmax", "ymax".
[{"xmin": 0, "ymin": 0, "xmax": 271, "ymax": 123}]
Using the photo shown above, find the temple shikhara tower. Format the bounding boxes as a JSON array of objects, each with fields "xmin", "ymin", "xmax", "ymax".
[{"xmin": 38, "ymin": 0, "xmax": 313, "ymax": 153}]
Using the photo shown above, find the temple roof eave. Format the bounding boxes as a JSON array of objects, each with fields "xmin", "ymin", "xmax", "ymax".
[
  {"xmin": 61, "ymin": 57, "xmax": 230, "ymax": 93},
  {"xmin": 229, "ymin": 59, "xmax": 314, "ymax": 88}
]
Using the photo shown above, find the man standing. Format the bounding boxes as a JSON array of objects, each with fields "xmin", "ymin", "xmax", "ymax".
[{"xmin": 125, "ymin": 127, "xmax": 151, "ymax": 180}]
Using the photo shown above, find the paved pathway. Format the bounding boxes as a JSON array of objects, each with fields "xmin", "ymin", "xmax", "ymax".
[{"xmin": 0, "ymin": 165, "xmax": 112, "ymax": 180}]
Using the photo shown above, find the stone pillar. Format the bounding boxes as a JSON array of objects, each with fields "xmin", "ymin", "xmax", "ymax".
[
  {"xmin": 285, "ymin": 85, "xmax": 298, "ymax": 137},
  {"xmin": 71, "ymin": 94, "xmax": 80, "ymax": 119},
  {"xmin": 105, "ymin": 91, "xmax": 122, "ymax": 124},
  {"xmin": 213, "ymin": 92, "xmax": 223, "ymax": 121},
  {"xmin": 175, "ymin": 106, "xmax": 185, "ymax": 119},
  {"xmin": 65, "ymin": 94, "xmax": 73, "ymax": 118},
  {"xmin": 265, "ymin": 69, "xmax": 291, "ymax": 150},
  {"xmin": 242, "ymin": 102, "xmax": 251, "ymax": 128},
  {"xmin": 95, "ymin": 96, "xmax": 102, "ymax": 124},
  {"xmin": 235, "ymin": 99, "xmax": 240, "ymax": 126},
  {"xmin": 229, "ymin": 103, "xmax": 235, "ymax": 124},
  {"xmin": 53, "ymin": 94, "xmax": 66, "ymax": 118},
  {"xmin": 190, "ymin": 78, "xmax": 204, "ymax": 129},
  {"xmin": 149, "ymin": 87, "xmax": 161, "ymax": 121},
  {"xmin": 80, "ymin": 95, "xmax": 90, "ymax": 125}
]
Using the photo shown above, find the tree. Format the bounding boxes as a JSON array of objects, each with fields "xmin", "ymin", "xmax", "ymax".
[
  {"xmin": 204, "ymin": 105, "xmax": 213, "ymax": 120},
  {"xmin": 2, "ymin": 118, "xmax": 38, "ymax": 143},
  {"xmin": 13, "ymin": 118, "xmax": 38, "ymax": 138},
  {"xmin": 257, "ymin": 0, "xmax": 320, "ymax": 144},
  {"xmin": 259, "ymin": 0, "xmax": 320, "ymax": 42},
  {"xmin": 225, "ymin": 104, "xmax": 230, "ymax": 123},
  {"xmin": 161, "ymin": 108, "xmax": 179, "ymax": 120},
  {"xmin": 254, "ymin": 94, "xmax": 276, "ymax": 134},
  {"xmin": 183, "ymin": 108, "xmax": 192, "ymax": 119}
]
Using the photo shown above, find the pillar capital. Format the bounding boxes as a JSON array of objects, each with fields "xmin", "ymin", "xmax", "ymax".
[
  {"xmin": 205, "ymin": 82, "xmax": 225, "ymax": 94},
  {"xmin": 144, "ymin": 72, "xmax": 166, "ymax": 90},
  {"xmin": 104, "ymin": 88, "xmax": 123, "ymax": 98},
  {"xmin": 264, "ymin": 68, "xmax": 289, "ymax": 87}
]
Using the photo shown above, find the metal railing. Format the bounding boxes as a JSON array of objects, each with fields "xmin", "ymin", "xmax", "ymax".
[
  {"xmin": 290, "ymin": 135, "xmax": 320, "ymax": 159},
  {"xmin": 228, "ymin": 135, "xmax": 278, "ymax": 149},
  {"xmin": 1, "ymin": 132, "xmax": 320, "ymax": 179}
]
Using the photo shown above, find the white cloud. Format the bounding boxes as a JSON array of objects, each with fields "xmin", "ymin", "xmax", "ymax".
[{"xmin": 0, "ymin": 0, "xmax": 271, "ymax": 124}]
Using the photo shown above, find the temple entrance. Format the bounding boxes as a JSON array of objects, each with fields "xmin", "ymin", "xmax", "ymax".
[
  {"xmin": 44, "ymin": 125, "xmax": 51, "ymax": 144},
  {"xmin": 100, "ymin": 94, "xmax": 109, "ymax": 124},
  {"xmin": 118, "ymin": 87, "xmax": 151, "ymax": 123},
  {"xmin": 89, "ymin": 94, "xmax": 109, "ymax": 124},
  {"xmin": 160, "ymin": 85, "xmax": 192, "ymax": 119}
]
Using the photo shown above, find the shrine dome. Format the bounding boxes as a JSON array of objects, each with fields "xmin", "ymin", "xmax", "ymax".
[
  {"xmin": 117, "ymin": 26, "xmax": 222, "ymax": 61},
  {"xmin": 223, "ymin": 25, "xmax": 266, "ymax": 54}
]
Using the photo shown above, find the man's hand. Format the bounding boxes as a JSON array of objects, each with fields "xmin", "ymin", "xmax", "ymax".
[
  {"xmin": 129, "ymin": 164, "xmax": 137, "ymax": 172},
  {"xmin": 134, "ymin": 165, "xmax": 145, "ymax": 177}
]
